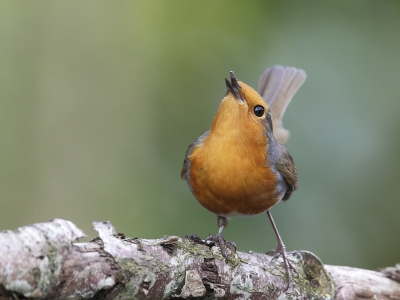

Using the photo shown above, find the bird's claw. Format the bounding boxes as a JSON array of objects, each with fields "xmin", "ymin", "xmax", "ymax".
[
  {"xmin": 205, "ymin": 233, "xmax": 236, "ymax": 258},
  {"xmin": 268, "ymin": 245, "xmax": 298, "ymax": 273},
  {"xmin": 267, "ymin": 243, "xmax": 297, "ymax": 291}
]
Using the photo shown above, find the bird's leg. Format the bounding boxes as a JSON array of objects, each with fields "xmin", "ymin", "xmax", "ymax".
[
  {"xmin": 266, "ymin": 210, "xmax": 296, "ymax": 290},
  {"xmin": 205, "ymin": 216, "xmax": 236, "ymax": 258},
  {"xmin": 216, "ymin": 216, "xmax": 237, "ymax": 257}
]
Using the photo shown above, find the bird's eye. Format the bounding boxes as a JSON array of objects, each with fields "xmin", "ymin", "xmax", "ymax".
[{"xmin": 253, "ymin": 105, "xmax": 265, "ymax": 117}]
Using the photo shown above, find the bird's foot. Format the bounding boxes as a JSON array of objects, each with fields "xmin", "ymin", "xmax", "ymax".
[
  {"xmin": 267, "ymin": 243, "xmax": 297, "ymax": 271},
  {"xmin": 267, "ymin": 243, "xmax": 297, "ymax": 290},
  {"xmin": 205, "ymin": 233, "xmax": 236, "ymax": 258}
]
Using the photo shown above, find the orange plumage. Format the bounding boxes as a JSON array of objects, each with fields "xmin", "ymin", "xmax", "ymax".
[{"xmin": 188, "ymin": 82, "xmax": 281, "ymax": 216}]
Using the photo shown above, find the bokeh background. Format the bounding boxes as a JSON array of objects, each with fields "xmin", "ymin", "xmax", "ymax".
[{"xmin": 1, "ymin": 1, "xmax": 399, "ymax": 270}]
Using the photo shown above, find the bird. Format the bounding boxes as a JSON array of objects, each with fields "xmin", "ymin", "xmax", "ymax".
[{"xmin": 181, "ymin": 65, "xmax": 306, "ymax": 288}]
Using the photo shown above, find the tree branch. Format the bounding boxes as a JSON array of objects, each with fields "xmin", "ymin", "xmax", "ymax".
[{"xmin": 0, "ymin": 219, "xmax": 399, "ymax": 299}]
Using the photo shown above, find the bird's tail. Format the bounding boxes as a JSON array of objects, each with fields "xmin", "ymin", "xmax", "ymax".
[{"xmin": 258, "ymin": 65, "xmax": 306, "ymax": 144}]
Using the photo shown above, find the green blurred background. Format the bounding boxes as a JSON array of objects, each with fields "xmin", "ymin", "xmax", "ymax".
[{"xmin": 1, "ymin": 1, "xmax": 399, "ymax": 270}]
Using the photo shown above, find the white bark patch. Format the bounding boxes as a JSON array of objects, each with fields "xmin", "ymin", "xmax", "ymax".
[
  {"xmin": 179, "ymin": 269, "xmax": 206, "ymax": 298},
  {"xmin": 0, "ymin": 219, "xmax": 85, "ymax": 298}
]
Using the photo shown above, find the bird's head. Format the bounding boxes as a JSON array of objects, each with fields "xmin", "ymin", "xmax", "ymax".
[{"xmin": 210, "ymin": 71, "xmax": 273, "ymax": 144}]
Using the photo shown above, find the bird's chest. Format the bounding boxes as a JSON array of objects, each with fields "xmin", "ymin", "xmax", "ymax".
[{"xmin": 188, "ymin": 140, "xmax": 282, "ymax": 216}]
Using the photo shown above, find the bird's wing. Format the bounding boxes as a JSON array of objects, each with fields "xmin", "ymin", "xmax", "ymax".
[
  {"xmin": 181, "ymin": 130, "xmax": 210, "ymax": 180},
  {"xmin": 258, "ymin": 65, "xmax": 306, "ymax": 144},
  {"xmin": 274, "ymin": 143, "xmax": 298, "ymax": 201}
]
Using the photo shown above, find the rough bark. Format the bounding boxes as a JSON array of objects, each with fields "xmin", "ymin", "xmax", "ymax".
[{"xmin": 0, "ymin": 219, "xmax": 399, "ymax": 300}]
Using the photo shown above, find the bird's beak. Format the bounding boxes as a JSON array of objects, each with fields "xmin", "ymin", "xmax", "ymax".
[{"xmin": 225, "ymin": 71, "xmax": 244, "ymax": 102}]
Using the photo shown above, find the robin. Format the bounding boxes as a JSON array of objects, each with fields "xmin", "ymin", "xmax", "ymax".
[{"xmin": 181, "ymin": 65, "xmax": 306, "ymax": 287}]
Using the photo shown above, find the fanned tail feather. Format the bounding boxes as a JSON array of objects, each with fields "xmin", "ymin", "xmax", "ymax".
[{"xmin": 258, "ymin": 65, "xmax": 306, "ymax": 144}]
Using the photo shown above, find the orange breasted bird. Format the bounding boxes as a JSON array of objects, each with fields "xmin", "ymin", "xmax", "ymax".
[{"xmin": 181, "ymin": 65, "xmax": 306, "ymax": 286}]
